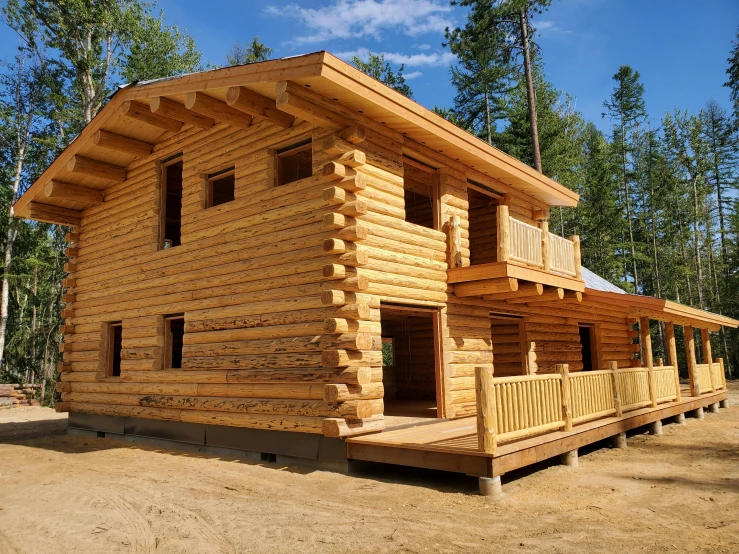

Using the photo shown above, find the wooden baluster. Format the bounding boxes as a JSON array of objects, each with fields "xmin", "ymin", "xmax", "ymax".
[
  {"xmin": 683, "ymin": 325, "xmax": 700, "ymax": 397},
  {"xmin": 609, "ymin": 361, "xmax": 622, "ymax": 417},
  {"xmin": 475, "ymin": 366, "xmax": 496, "ymax": 454},
  {"xmin": 569, "ymin": 235, "xmax": 582, "ymax": 279},
  {"xmin": 497, "ymin": 204, "xmax": 510, "ymax": 263},
  {"xmin": 717, "ymin": 357, "xmax": 726, "ymax": 389},
  {"xmin": 665, "ymin": 322, "xmax": 681, "ymax": 401},
  {"xmin": 700, "ymin": 329, "xmax": 715, "ymax": 392},
  {"xmin": 557, "ymin": 364, "xmax": 572, "ymax": 431}
]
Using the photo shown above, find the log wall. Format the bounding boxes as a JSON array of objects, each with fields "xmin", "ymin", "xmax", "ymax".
[{"xmin": 56, "ymin": 82, "xmax": 641, "ymax": 436}]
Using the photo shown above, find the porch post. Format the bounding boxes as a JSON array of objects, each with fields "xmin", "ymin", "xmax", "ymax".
[
  {"xmin": 700, "ymin": 329, "xmax": 715, "ymax": 392},
  {"xmin": 683, "ymin": 325, "xmax": 700, "ymax": 397},
  {"xmin": 664, "ymin": 322, "xmax": 681, "ymax": 401},
  {"xmin": 497, "ymin": 205, "xmax": 510, "ymax": 263},
  {"xmin": 557, "ymin": 364, "xmax": 573, "ymax": 431},
  {"xmin": 609, "ymin": 361, "xmax": 622, "ymax": 417},
  {"xmin": 569, "ymin": 235, "xmax": 582, "ymax": 280},
  {"xmin": 475, "ymin": 366, "xmax": 497, "ymax": 454},
  {"xmin": 639, "ymin": 316, "xmax": 657, "ymax": 408},
  {"xmin": 539, "ymin": 218, "xmax": 550, "ymax": 272},
  {"xmin": 448, "ymin": 215, "xmax": 463, "ymax": 269}
]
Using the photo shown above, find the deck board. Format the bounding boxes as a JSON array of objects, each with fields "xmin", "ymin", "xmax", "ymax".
[{"xmin": 347, "ymin": 390, "xmax": 727, "ymax": 477}]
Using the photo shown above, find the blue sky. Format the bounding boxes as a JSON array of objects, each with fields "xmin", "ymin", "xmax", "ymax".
[{"xmin": 2, "ymin": 0, "xmax": 738, "ymax": 131}]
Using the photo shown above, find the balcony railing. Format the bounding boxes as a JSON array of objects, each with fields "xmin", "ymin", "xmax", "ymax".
[
  {"xmin": 474, "ymin": 358, "xmax": 726, "ymax": 454},
  {"xmin": 497, "ymin": 205, "xmax": 582, "ymax": 280}
]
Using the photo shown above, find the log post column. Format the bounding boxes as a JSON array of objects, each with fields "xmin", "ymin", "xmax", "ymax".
[
  {"xmin": 557, "ymin": 364, "xmax": 572, "ymax": 432},
  {"xmin": 475, "ymin": 366, "xmax": 496, "ymax": 454},
  {"xmin": 570, "ymin": 235, "xmax": 582, "ymax": 280},
  {"xmin": 538, "ymin": 216, "xmax": 550, "ymax": 272},
  {"xmin": 683, "ymin": 325, "xmax": 700, "ymax": 397},
  {"xmin": 664, "ymin": 322, "xmax": 681, "ymax": 401},
  {"xmin": 496, "ymin": 204, "xmax": 510, "ymax": 263},
  {"xmin": 639, "ymin": 317, "xmax": 657, "ymax": 408},
  {"xmin": 700, "ymin": 328, "xmax": 715, "ymax": 392}
]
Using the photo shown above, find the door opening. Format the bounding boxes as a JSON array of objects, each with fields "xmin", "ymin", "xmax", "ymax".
[
  {"xmin": 579, "ymin": 324, "xmax": 596, "ymax": 371},
  {"xmin": 380, "ymin": 304, "xmax": 442, "ymax": 419}
]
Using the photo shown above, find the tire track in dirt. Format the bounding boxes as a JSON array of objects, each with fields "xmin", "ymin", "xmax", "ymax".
[
  {"xmin": 152, "ymin": 502, "xmax": 236, "ymax": 553},
  {"xmin": 91, "ymin": 487, "xmax": 156, "ymax": 553}
]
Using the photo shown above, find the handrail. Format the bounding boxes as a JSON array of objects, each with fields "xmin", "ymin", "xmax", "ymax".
[
  {"xmin": 615, "ymin": 366, "xmax": 652, "ymax": 412},
  {"xmin": 494, "ymin": 205, "xmax": 581, "ymax": 279},
  {"xmin": 549, "ymin": 233, "xmax": 577, "ymax": 276},
  {"xmin": 569, "ymin": 370, "xmax": 617, "ymax": 425},
  {"xmin": 654, "ymin": 366, "xmax": 678, "ymax": 403},
  {"xmin": 695, "ymin": 363, "xmax": 714, "ymax": 394}
]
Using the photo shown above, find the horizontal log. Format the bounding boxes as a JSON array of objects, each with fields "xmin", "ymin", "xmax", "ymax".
[
  {"xmin": 120, "ymin": 100, "xmax": 183, "ymax": 132},
  {"xmin": 226, "ymin": 86, "xmax": 295, "ymax": 128},
  {"xmin": 44, "ymin": 180, "xmax": 103, "ymax": 206},
  {"xmin": 28, "ymin": 203, "xmax": 81, "ymax": 226},
  {"xmin": 151, "ymin": 96, "xmax": 214, "ymax": 128},
  {"xmin": 184, "ymin": 91, "xmax": 252, "ymax": 128},
  {"xmin": 92, "ymin": 129, "xmax": 152, "ymax": 157},
  {"xmin": 67, "ymin": 155, "xmax": 126, "ymax": 182}
]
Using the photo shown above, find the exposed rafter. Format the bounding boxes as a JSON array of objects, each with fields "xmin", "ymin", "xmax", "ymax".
[
  {"xmin": 28, "ymin": 202, "xmax": 81, "ymax": 227},
  {"xmin": 184, "ymin": 92, "xmax": 252, "ymax": 129},
  {"xmin": 507, "ymin": 287, "xmax": 564, "ymax": 304},
  {"xmin": 67, "ymin": 155, "xmax": 126, "ymax": 183},
  {"xmin": 151, "ymin": 96, "xmax": 215, "ymax": 129},
  {"xmin": 120, "ymin": 101, "xmax": 182, "ymax": 133},
  {"xmin": 226, "ymin": 86, "xmax": 294, "ymax": 128},
  {"xmin": 275, "ymin": 81, "xmax": 344, "ymax": 132},
  {"xmin": 454, "ymin": 277, "xmax": 518, "ymax": 298},
  {"xmin": 44, "ymin": 180, "xmax": 104, "ymax": 206},
  {"xmin": 92, "ymin": 129, "xmax": 152, "ymax": 157}
]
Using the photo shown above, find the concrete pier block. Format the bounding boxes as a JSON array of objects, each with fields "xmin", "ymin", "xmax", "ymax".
[
  {"xmin": 611, "ymin": 432, "xmax": 627, "ymax": 448},
  {"xmin": 708, "ymin": 403, "xmax": 720, "ymax": 414},
  {"xmin": 479, "ymin": 476, "xmax": 503, "ymax": 499},
  {"xmin": 694, "ymin": 407, "xmax": 704, "ymax": 420},
  {"xmin": 719, "ymin": 399, "xmax": 729, "ymax": 409},
  {"xmin": 560, "ymin": 450, "xmax": 579, "ymax": 467},
  {"xmin": 648, "ymin": 420, "xmax": 663, "ymax": 436},
  {"xmin": 674, "ymin": 412, "xmax": 686, "ymax": 424}
]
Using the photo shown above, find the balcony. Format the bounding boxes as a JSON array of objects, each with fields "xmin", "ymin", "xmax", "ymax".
[{"xmin": 448, "ymin": 203, "xmax": 584, "ymax": 298}]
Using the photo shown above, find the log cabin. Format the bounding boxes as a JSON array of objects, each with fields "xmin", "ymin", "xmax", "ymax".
[{"xmin": 15, "ymin": 52, "xmax": 737, "ymax": 495}]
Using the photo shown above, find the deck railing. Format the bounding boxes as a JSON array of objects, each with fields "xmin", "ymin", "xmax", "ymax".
[
  {"xmin": 509, "ymin": 218, "xmax": 543, "ymax": 267},
  {"xmin": 496, "ymin": 205, "xmax": 582, "ymax": 279},
  {"xmin": 696, "ymin": 363, "xmax": 713, "ymax": 394},
  {"xmin": 474, "ymin": 359, "xmax": 701, "ymax": 455}
]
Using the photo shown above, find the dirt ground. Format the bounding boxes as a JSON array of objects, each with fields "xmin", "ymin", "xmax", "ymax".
[{"xmin": 0, "ymin": 386, "xmax": 737, "ymax": 554}]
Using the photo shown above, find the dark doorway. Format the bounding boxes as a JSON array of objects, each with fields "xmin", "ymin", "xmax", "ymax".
[
  {"xmin": 380, "ymin": 305, "xmax": 441, "ymax": 418},
  {"xmin": 579, "ymin": 325, "xmax": 595, "ymax": 371}
]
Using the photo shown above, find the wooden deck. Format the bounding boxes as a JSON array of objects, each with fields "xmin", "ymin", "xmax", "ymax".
[{"xmin": 346, "ymin": 389, "xmax": 728, "ymax": 478}]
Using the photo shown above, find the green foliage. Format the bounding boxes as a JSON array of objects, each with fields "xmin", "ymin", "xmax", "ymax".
[
  {"xmin": 350, "ymin": 52, "xmax": 413, "ymax": 98},
  {"xmin": 226, "ymin": 36, "xmax": 273, "ymax": 67},
  {"xmin": 725, "ymin": 26, "xmax": 739, "ymax": 124},
  {"xmin": 120, "ymin": 12, "xmax": 203, "ymax": 83}
]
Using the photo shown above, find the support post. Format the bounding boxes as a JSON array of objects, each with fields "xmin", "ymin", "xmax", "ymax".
[
  {"xmin": 475, "ymin": 366, "xmax": 496, "ymax": 454},
  {"xmin": 664, "ymin": 322, "xmax": 681, "ymax": 401},
  {"xmin": 560, "ymin": 450, "xmax": 579, "ymax": 467},
  {"xmin": 700, "ymin": 329, "xmax": 715, "ymax": 392},
  {"xmin": 648, "ymin": 420, "xmax": 663, "ymax": 436},
  {"xmin": 611, "ymin": 432, "xmax": 627, "ymax": 449},
  {"xmin": 478, "ymin": 476, "xmax": 503, "ymax": 499},
  {"xmin": 719, "ymin": 399, "xmax": 729, "ymax": 409},
  {"xmin": 539, "ymin": 218, "xmax": 550, "ymax": 272},
  {"xmin": 609, "ymin": 361, "xmax": 622, "ymax": 417},
  {"xmin": 694, "ymin": 407, "xmax": 705, "ymax": 419},
  {"xmin": 557, "ymin": 364, "xmax": 572, "ymax": 432},
  {"xmin": 570, "ymin": 235, "xmax": 582, "ymax": 280},
  {"xmin": 639, "ymin": 317, "xmax": 657, "ymax": 408},
  {"xmin": 683, "ymin": 325, "xmax": 700, "ymax": 397},
  {"xmin": 708, "ymin": 403, "xmax": 719, "ymax": 414},
  {"xmin": 448, "ymin": 215, "xmax": 463, "ymax": 269},
  {"xmin": 497, "ymin": 204, "xmax": 510, "ymax": 263},
  {"xmin": 674, "ymin": 412, "xmax": 686, "ymax": 424}
]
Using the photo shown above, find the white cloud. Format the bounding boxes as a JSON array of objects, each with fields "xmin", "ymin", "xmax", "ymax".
[
  {"xmin": 265, "ymin": 0, "xmax": 454, "ymax": 44},
  {"xmin": 535, "ymin": 19, "xmax": 570, "ymax": 34},
  {"xmin": 414, "ymin": 43, "xmax": 432, "ymax": 50},
  {"xmin": 336, "ymin": 47, "xmax": 456, "ymax": 67},
  {"xmin": 404, "ymin": 71, "xmax": 423, "ymax": 80}
]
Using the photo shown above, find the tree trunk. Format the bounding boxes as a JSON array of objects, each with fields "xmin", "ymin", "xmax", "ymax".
[
  {"xmin": 690, "ymin": 175, "xmax": 704, "ymax": 310},
  {"xmin": 0, "ymin": 143, "xmax": 26, "ymax": 372},
  {"xmin": 518, "ymin": 8, "xmax": 542, "ymax": 173},
  {"xmin": 620, "ymin": 120, "xmax": 639, "ymax": 292},
  {"xmin": 484, "ymin": 87, "xmax": 492, "ymax": 146}
]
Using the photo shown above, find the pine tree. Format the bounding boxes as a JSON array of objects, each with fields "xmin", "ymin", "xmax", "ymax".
[
  {"xmin": 226, "ymin": 37, "xmax": 273, "ymax": 67},
  {"xmin": 724, "ymin": 26, "xmax": 739, "ymax": 124},
  {"xmin": 350, "ymin": 52, "xmax": 413, "ymax": 98},
  {"xmin": 602, "ymin": 65, "xmax": 647, "ymax": 292}
]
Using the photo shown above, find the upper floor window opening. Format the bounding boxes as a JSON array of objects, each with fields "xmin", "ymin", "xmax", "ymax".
[
  {"xmin": 206, "ymin": 167, "xmax": 235, "ymax": 208},
  {"xmin": 160, "ymin": 155, "xmax": 183, "ymax": 250},
  {"xmin": 402, "ymin": 156, "xmax": 439, "ymax": 230},
  {"xmin": 276, "ymin": 139, "xmax": 312, "ymax": 186}
]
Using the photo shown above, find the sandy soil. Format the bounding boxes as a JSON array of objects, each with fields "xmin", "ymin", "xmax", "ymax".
[{"xmin": 0, "ymin": 386, "xmax": 737, "ymax": 554}]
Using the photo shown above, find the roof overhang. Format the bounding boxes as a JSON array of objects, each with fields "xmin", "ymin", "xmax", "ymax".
[
  {"xmin": 14, "ymin": 51, "xmax": 578, "ymax": 221},
  {"xmin": 585, "ymin": 289, "xmax": 738, "ymax": 331}
]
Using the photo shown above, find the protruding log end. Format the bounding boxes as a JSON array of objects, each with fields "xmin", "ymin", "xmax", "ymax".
[
  {"xmin": 322, "ymin": 290, "xmax": 346, "ymax": 305},
  {"xmin": 54, "ymin": 402, "xmax": 70, "ymax": 413},
  {"xmin": 322, "ymin": 415, "xmax": 384, "ymax": 438},
  {"xmin": 324, "ymin": 383, "xmax": 350, "ymax": 403},
  {"xmin": 323, "ymin": 238, "xmax": 347, "ymax": 254}
]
